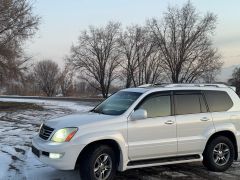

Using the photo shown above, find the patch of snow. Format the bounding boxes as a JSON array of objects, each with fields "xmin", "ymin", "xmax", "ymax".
[
  {"xmin": 0, "ymin": 98, "xmax": 93, "ymax": 112},
  {"xmin": 0, "ymin": 99, "xmax": 94, "ymax": 179},
  {"xmin": 0, "ymin": 149, "xmax": 12, "ymax": 179}
]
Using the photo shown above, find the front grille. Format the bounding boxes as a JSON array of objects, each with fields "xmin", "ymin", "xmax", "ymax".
[{"xmin": 39, "ymin": 124, "xmax": 54, "ymax": 140}]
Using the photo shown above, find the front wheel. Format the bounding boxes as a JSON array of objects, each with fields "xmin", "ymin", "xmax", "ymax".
[
  {"xmin": 79, "ymin": 145, "xmax": 117, "ymax": 180},
  {"xmin": 203, "ymin": 136, "xmax": 235, "ymax": 172}
]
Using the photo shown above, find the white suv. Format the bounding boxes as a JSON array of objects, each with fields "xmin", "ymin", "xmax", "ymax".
[{"xmin": 32, "ymin": 84, "xmax": 240, "ymax": 180}]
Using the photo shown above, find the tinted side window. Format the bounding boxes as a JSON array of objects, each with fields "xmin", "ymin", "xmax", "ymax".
[
  {"xmin": 138, "ymin": 95, "xmax": 171, "ymax": 118},
  {"xmin": 204, "ymin": 90, "xmax": 233, "ymax": 112},
  {"xmin": 174, "ymin": 94, "xmax": 201, "ymax": 115}
]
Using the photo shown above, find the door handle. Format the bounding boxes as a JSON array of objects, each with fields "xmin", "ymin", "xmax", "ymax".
[
  {"xmin": 200, "ymin": 117, "xmax": 210, "ymax": 121},
  {"xmin": 165, "ymin": 120, "xmax": 174, "ymax": 125}
]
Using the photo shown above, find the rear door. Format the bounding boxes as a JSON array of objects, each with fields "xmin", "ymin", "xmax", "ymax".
[{"xmin": 174, "ymin": 90, "xmax": 214, "ymax": 155}]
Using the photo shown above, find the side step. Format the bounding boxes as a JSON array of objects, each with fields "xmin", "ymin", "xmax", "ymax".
[{"xmin": 127, "ymin": 154, "xmax": 202, "ymax": 169}]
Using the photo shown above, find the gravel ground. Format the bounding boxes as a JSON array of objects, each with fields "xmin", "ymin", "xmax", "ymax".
[{"xmin": 0, "ymin": 99, "xmax": 240, "ymax": 180}]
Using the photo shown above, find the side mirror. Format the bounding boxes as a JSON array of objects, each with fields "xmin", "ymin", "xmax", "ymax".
[{"xmin": 130, "ymin": 109, "xmax": 147, "ymax": 121}]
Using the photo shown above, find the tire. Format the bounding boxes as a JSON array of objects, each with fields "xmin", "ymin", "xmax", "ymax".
[
  {"xmin": 203, "ymin": 136, "xmax": 235, "ymax": 172},
  {"xmin": 79, "ymin": 144, "xmax": 117, "ymax": 180}
]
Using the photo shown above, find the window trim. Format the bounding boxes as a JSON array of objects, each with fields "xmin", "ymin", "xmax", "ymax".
[
  {"xmin": 200, "ymin": 90, "xmax": 210, "ymax": 113},
  {"xmin": 134, "ymin": 91, "xmax": 173, "ymax": 118}
]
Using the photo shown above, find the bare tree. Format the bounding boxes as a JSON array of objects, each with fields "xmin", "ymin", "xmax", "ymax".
[
  {"xmin": 147, "ymin": 1, "xmax": 222, "ymax": 83},
  {"xmin": 72, "ymin": 80, "xmax": 99, "ymax": 97},
  {"xmin": 34, "ymin": 60, "xmax": 60, "ymax": 97},
  {"xmin": 141, "ymin": 51, "xmax": 164, "ymax": 84},
  {"xmin": 23, "ymin": 70, "xmax": 41, "ymax": 96},
  {"xmin": 119, "ymin": 25, "xmax": 163, "ymax": 87},
  {"xmin": 228, "ymin": 67, "xmax": 240, "ymax": 96},
  {"xmin": 68, "ymin": 22, "xmax": 121, "ymax": 98},
  {"xmin": 0, "ymin": 0, "xmax": 39, "ymax": 88},
  {"xmin": 59, "ymin": 65, "xmax": 74, "ymax": 96},
  {"xmin": 1, "ymin": 56, "xmax": 31, "ymax": 94}
]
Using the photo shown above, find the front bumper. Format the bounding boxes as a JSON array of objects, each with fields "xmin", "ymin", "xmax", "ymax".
[{"xmin": 32, "ymin": 135, "xmax": 85, "ymax": 170}]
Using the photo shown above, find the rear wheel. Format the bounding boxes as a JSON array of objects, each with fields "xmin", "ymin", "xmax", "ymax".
[
  {"xmin": 203, "ymin": 136, "xmax": 235, "ymax": 172},
  {"xmin": 79, "ymin": 145, "xmax": 117, "ymax": 180}
]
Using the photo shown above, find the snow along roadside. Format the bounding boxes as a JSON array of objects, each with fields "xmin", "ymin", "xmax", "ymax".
[{"xmin": 0, "ymin": 98, "xmax": 94, "ymax": 112}]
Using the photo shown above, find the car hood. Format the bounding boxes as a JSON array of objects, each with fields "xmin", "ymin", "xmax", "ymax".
[{"xmin": 45, "ymin": 112, "xmax": 115, "ymax": 129}]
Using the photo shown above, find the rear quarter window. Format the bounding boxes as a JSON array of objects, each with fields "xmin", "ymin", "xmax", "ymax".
[{"xmin": 204, "ymin": 90, "xmax": 233, "ymax": 112}]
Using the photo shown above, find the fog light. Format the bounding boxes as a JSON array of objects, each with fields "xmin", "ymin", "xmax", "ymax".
[{"xmin": 49, "ymin": 153, "xmax": 63, "ymax": 159}]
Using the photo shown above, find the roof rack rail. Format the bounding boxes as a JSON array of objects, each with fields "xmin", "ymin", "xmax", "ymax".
[
  {"xmin": 163, "ymin": 83, "xmax": 228, "ymax": 88},
  {"xmin": 138, "ymin": 84, "xmax": 153, "ymax": 88},
  {"xmin": 138, "ymin": 83, "xmax": 229, "ymax": 88}
]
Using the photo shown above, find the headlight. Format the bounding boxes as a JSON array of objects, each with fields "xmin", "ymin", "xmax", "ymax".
[{"xmin": 51, "ymin": 128, "xmax": 78, "ymax": 143}]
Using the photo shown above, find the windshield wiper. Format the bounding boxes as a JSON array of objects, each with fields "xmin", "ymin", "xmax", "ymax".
[
  {"xmin": 90, "ymin": 109, "xmax": 98, "ymax": 113},
  {"xmin": 90, "ymin": 109, "xmax": 105, "ymax": 115}
]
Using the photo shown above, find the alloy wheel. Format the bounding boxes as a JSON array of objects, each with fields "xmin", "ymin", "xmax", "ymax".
[
  {"xmin": 94, "ymin": 153, "xmax": 112, "ymax": 180},
  {"xmin": 213, "ymin": 143, "xmax": 230, "ymax": 166}
]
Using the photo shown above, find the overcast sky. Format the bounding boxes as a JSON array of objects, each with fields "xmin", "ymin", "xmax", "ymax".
[{"xmin": 25, "ymin": 0, "xmax": 240, "ymax": 67}]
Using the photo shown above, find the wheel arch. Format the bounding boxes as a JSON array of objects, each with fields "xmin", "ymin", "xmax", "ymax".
[
  {"xmin": 75, "ymin": 139, "xmax": 125, "ymax": 171},
  {"xmin": 204, "ymin": 130, "xmax": 238, "ymax": 160}
]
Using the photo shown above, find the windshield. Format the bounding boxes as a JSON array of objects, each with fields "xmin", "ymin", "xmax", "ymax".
[{"xmin": 92, "ymin": 91, "xmax": 142, "ymax": 115}]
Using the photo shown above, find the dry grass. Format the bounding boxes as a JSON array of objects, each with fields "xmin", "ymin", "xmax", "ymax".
[{"xmin": 0, "ymin": 101, "xmax": 44, "ymax": 112}]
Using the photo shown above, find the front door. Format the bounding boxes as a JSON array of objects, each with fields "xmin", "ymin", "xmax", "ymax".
[{"xmin": 128, "ymin": 92, "xmax": 177, "ymax": 161}]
